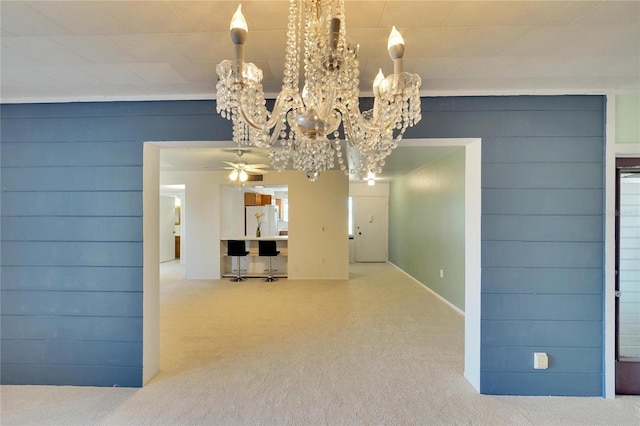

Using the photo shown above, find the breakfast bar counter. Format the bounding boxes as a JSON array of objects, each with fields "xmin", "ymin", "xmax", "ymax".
[{"xmin": 220, "ymin": 237, "xmax": 288, "ymax": 278}]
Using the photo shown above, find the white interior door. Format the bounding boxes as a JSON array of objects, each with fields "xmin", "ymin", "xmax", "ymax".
[
  {"xmin": 354, "ymin": 196, "xmax": 388, "ymax": 262},
  {"xmin": 159, "ymin": 195, "xmax": 176, "ymax": 262}
]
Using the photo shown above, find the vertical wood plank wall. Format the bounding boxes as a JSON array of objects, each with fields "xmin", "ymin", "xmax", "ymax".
[{"xmin": 1, "ymin": 96, "xmax": 605, "ymax": 395}]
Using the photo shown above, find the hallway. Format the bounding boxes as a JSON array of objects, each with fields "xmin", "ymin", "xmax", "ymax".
[{"xmin": 1, "ymin": 263, "xmax": 638, "ymax": 425}]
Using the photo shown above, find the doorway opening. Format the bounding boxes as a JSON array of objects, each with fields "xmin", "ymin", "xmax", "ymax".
[
  {"xmin": 353, "ymin": 196, "xmax": 388, "ymax": 262},
  {"xmin": 160, "ymin": 185, "xmax": 184, "ymax": 264},
  {"xmin": 142, "ymin": 138, "xmax": 482, "ymax": 391}
]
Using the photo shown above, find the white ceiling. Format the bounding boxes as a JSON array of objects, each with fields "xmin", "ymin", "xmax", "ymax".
[
  {"xmin": 1, "ymin": 0, "xmax": 639, "ymax": 104},
  {"xmin": 160, "ymin": 143, "xmax": 460, "ymax": 181},
  {"xmin": 2, "ymin": 1, "xmax": 638, "ymax": 181}
]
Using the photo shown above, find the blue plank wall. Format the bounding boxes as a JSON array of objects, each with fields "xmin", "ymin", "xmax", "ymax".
[
  {"xmin": 1, "ymin": 96, "xmax": 605, "ymax": 395},
  {"xmin": 1, "ymin": 101, "xmax": 231, "ymax": 386},
  {"xmin": 406, "ymin": 96, "xmax": 605, "ymax": 396}
]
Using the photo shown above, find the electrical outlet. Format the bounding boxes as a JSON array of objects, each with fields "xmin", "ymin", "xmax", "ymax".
[{"xmin": 534, "ymin": 352, "xmax": 548, "ymax": 369}]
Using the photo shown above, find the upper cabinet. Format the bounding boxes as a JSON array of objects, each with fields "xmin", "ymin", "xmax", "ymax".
[{"xmin": 244, "ymin": 192, "xmax": 272, "ymax": 206}]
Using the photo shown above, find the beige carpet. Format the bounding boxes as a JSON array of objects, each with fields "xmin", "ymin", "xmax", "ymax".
[{"xmin": 1, "ymin": 262, "xmax": 639, "ymax": 425}]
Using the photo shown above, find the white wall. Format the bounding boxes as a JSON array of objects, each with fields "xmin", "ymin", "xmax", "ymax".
[
  {"xmin": 220, "ymin": 185, "xmax": 245, "ymax": 237},
  {"xmin": 161, "ymin": 171, "xmax": 227, "ymax": 279},
  {"xmin": 463, "ymin": 139, "xmax": 482, "ymax": 392},
  {"xmin": 264, "ymin": 170, "xmax": 349, "ymax": 280},
  {"xmin": 350, "ymin": 182, "xmax": 389, "ymax": 197},
  {"xmin": 161, "ymin": 169, "xmax": 350, "ymax": 281},
  {"xmin": 142, "ymin": 144, "xmax": 160, "ymax": 384}
]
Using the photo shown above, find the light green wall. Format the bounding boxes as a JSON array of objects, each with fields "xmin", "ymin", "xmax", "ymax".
[
  {"xmin": 616, "ymin": 94, "xmax": 640, "ymax": 144},
  {"xmin": 389, "ymin": 148, "xmax": 466, "ymax": 310}
]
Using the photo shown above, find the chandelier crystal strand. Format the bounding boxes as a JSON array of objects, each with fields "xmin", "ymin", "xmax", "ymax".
[
  {"xmin": 216, "ymin": 0, "xmax": 422, "ymax": 181},
  {"xmin": 269, "ymin": 0, "xmax": 301, "ymax": 172}
]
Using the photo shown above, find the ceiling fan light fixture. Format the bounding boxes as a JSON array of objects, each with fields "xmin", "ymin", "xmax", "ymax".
[
  {"xmin": 229, "ymin": 169, "xmax": 239, "ymax": 181},
  {"xmin": 239, "ymin": 169, "xmax": 249, "ymax": 182},
  {"xmin": 367, "ymin": 171, "xmax": 376, "ymax": 186}
]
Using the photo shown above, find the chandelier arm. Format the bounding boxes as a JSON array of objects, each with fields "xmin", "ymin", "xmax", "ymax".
[
  {"xmin": 332, "ymin": 104, "xmax": 358, "ymax": 145},
  {"xmin": 237, "ymin": 103, "xmax": 266, "ymax": 132},
  {"xmin": 359, "ymin": 115, "xmax": 398, "ymax": 134},
  {"xmin": 269, "ymin": 117, "xmax": 286, "ymax": 145},
  {"xmin": 237, "ymin": 88, "xmax": 301, "ymax": 133},
  {"xmin": 342, "ymin": 120, "xmax": 357, "ymax": 147},
  {"xmin": 337, "ymin": 103, "xmax": 399, "ymax": 141},
  {"xmin": 317, "ymin": 89, "xmax": 337, "ymax": 122}
]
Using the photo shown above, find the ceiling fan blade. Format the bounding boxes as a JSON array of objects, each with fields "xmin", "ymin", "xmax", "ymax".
[
  {"xmin": 243, "ymin": 164, "xmax": 268, "ymax": 173},
  {"xmin": 221, "ymin": 147, "xmax": 252, "ymax": 155},
  {"xmin": 222, "ymin": 161, "xmax": 239, "ymax": 167},
  {"xmin": 248, "ymin": 164, "xmax": 270, "ymax": 169},
  {"xmin": 248, "ymin": 169, "xmax": 269, "ymax": 175}
]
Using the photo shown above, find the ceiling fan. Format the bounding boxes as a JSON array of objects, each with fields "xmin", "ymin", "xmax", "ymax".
[{"xmin": 223, "ymin": 148, "xmax": 270, "ymax": 182}]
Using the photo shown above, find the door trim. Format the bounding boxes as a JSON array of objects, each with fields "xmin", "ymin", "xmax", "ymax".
[
  {"xmin": 614, "ymin": 157, "xmax": 640, "ymax": 395},
  {"xmin": 603, "ymin": 93, "xmax": 640, "ymax": 398}
]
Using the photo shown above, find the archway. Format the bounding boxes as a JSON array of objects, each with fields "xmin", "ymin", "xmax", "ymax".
[{"xmin": 141, "ymin": 138, "xmax": 482, "ymax": 390}]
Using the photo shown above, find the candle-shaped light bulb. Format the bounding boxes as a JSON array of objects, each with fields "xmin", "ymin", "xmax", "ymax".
[
  {"xmin": 230, "ymin": 4, "xmax": 248, "ymax": 33},
  {"xmin": 387, "ymin": 26, "xmax": 405, "ymax": 74},
  {"xmin": 373, "ymin": 68, "xmax": 385, "ymax": 96},
  {"xmin": 229, "ymin": 4, "xmax": 248, "ymax": 78},
  {"xmin": 387, "ymin": 26, "xmax": 404, "ymax": 53},
  {"xmin": 330, "ymin": 18, "xmax": 340, "ymax": 50}
]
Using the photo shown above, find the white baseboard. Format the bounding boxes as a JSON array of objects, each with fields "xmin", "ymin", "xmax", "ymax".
[{"xmin": 389, "ymin": 262, "xmax": 465, "ymax": 317}]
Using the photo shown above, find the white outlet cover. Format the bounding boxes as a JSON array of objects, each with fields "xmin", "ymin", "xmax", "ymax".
[{"xmin": 534, "ymin": 352, "xmax": 548, "ymax": 369}]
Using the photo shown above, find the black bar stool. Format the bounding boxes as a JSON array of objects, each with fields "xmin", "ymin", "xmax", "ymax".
[
  {"xmin": 258, "ymin": 240, "xmax": 281, "ymax": 282},
  {"xmin": 227, "ymin": 240, "xmax": 249, "ymax": 282}
]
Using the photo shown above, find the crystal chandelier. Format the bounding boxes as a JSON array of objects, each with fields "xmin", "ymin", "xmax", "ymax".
[{"xmin": 216, "ymin": 0, "xmax": 422, "ymax": 181}]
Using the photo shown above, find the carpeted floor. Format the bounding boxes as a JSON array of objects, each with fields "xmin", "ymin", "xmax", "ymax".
[{"xmin": 1, "ymin": 262, "xmax": 639, "ymax": 425}]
